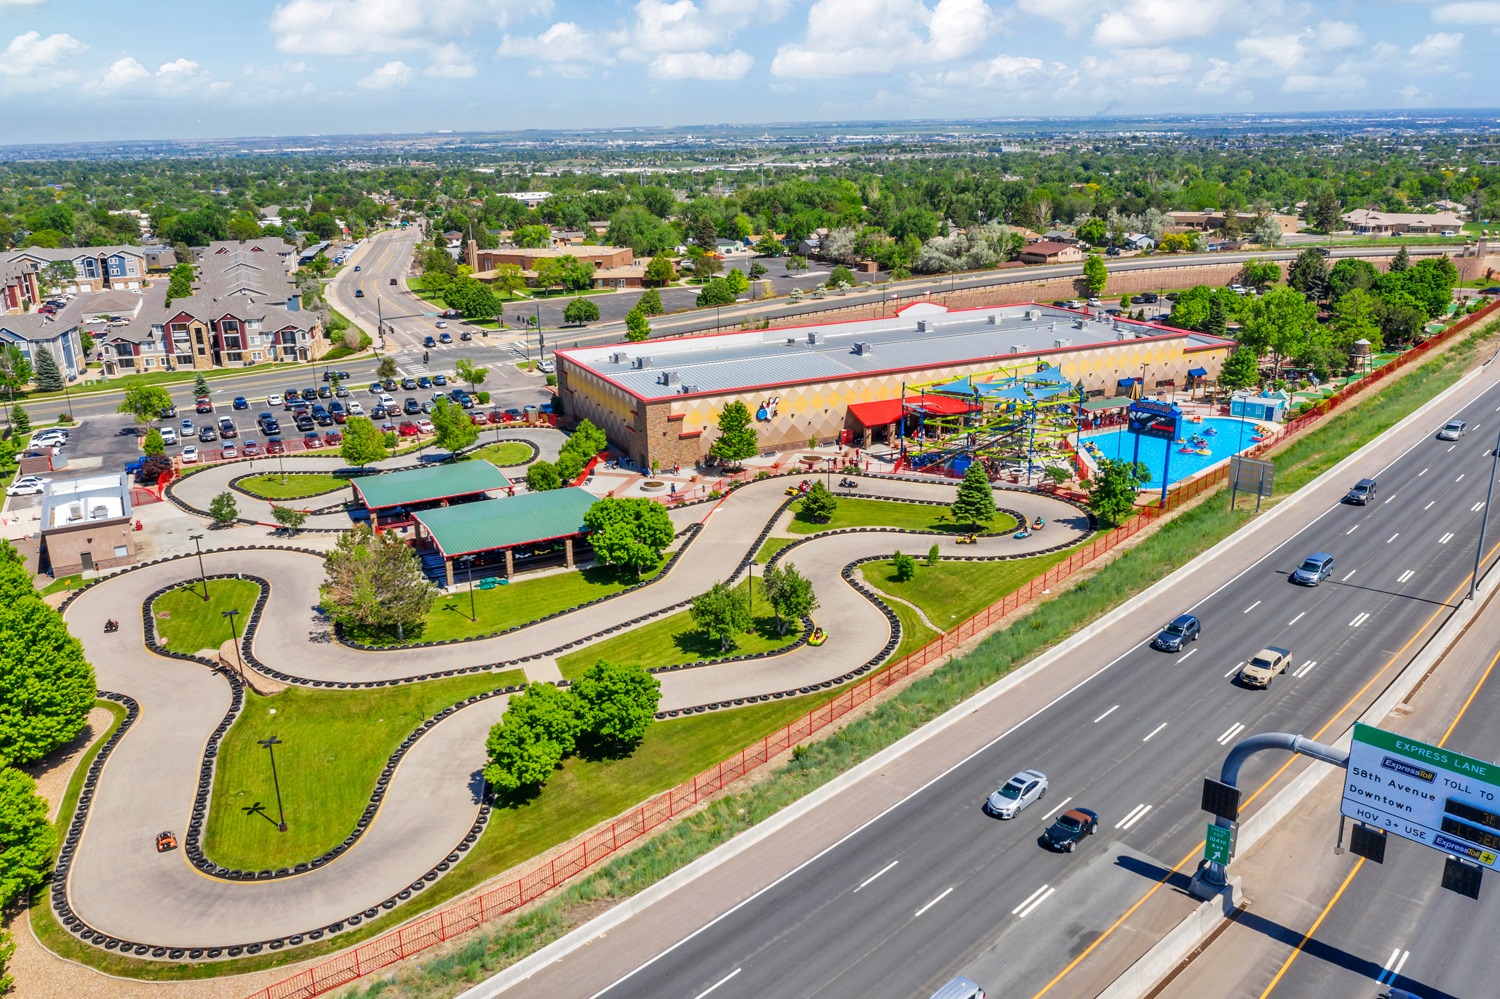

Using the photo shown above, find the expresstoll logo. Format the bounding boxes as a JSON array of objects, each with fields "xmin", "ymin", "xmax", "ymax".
[{"xmin": 1381, "ymin": 756, "xmax": 1436, "ymax": 783}]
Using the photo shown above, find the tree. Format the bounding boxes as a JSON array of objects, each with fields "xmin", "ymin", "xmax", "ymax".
[
  {"xmin": 1087, "ymin": 458, "xmax": 1148, "ymax": 527},
  {"xmin": 891, "ymin": 550, "xmax": 917, "ymax": 582},
  {"xmin": 691, "ymin": 580, "xmax": 752, "ymax": 652},
  {"xmin": 377, "ymin": 355, "xmax": 399, "ymax": 380},
  {"xmin": 696, "ymin": 278, "xmax": 735, "ymax": 307},
  {"xmin": 797, "ymin": 480, "xmax": 838, "ymax": 524},
  {"xmin": 1205, "ymin": 294, "xmax": 1228, "ymax": 339},
  {"xmin": 950, "ymin": 462, "xmax": 997, "ymax": 527},
  {"xmin": 0, "ymin": 596, "xmax": 96, "ymax": 766},
  {"xmin": 1241, "ymin": 259, "xmax": 1281, "ymax": 290},
  {"xmin": 1251, "ymin": 215, "xmax": 1283, "ymax": 246},
  {"xmin": 340, "ymin": 416, "xmax": 389, "ymax": 468},
  {"xmin": 1082, "ymin": 254, "xmax": 1108, "ymax": 295},
  {"xmin": 322, "ymin": 523, "xmax": 437, "ymax": 641},
  {"xmin": 556, "ymin": 419, "xmax": 607, "ymax": 481},
  {"xmin": 193, "ymin": 372, "xmax": 211, "ymax": 397},
  {"xmin": 1288, "ymin": 248, "xmax": 1330, "ymax": 300},
  {"xmin": 492, "ymin": 263, "xmax": 527, "ymax": 298},
  {"xmin": 525, "ymin": 459, "xmax": 561, "ymax": 492},
  {"xmin": 726, "ymin": 268, "xmax": 751, "ymax": 295},
  {"xmin": 512, "ymin": 224, "xmax": 551, "ymax": 248},
  {"xmin": 927, "ymin": 543, "xmax": 941, "ymax": 566},
  {"xmin": 40, "ymin": 260, "xmax": 76, "ymax": 295},
  {"xmin": 483, "ymin": 681, "xmax": 580, "ymax": 792},
  {"xmin": 753, "ymin": 234, "xmax": 785, "ymax": 257},
  {"xmin": 306, "ymin": 212, "xmax": 339, "ymax": 241},
  {"xmin": 1237, "ymin": 287, "xmax": 1321, "ymax": 379},
  {"xmin": 209, "ymin": 490, "xmax": 238, "ymax": 527},
  {"xmin": 583, "ymin": 497, "xmax": 675, "ymax": 578},
  {"xmin": 572, "ymin": 660, "xmax": 661, "ymax": 753},
  {"xmin": 636, "ymin": 287, "xmax": 664, "ymax": 316},
  {"xmin": 763, "ymin": 561, "xmax": 817, "ymax": 636},
  {"xmin": 117, "ymin": 380, "xmax": 173, "ymax": 429},
  {"xmin": 1329, "ymin": 288, "xmax": 1383, "ymax": 355},
  {"xmin": 430, "ymin": 397, "xmax": 479, "ymax": 455},
  {"xmin": 32, "ymin": 348, "xmax": 62, "ymax": 392},
  {"xmin": 141, "ymin": 427, "xmax": 165, "ymax": 456},
  {"xmin": 644, "ymin": 255, "xmax": 676, "ymax": 287},
  {"xmin": 826, "ymin": 264, "xmax": 855, "ymax": 289},
  {"xmin": 1076, "ymin": 217, "xmax": 1108, "ymax": 246},
  {"xmin": 563, "ymin": 297, "xmax": 600, "ymax": 325},
  {"xmin": 1218, "ymin": 346, "xmax": 1260, "ymax": 391},
  {"xmin": 1390, "ymin": 245, "xmax": 1411, "ymax": 273},
  {"xmin": 0, "ymin": 765, "xmax": 56, "ymax": 913},
  {"xmin": 624, "ymin": 307, "xmax": 652, "ymax": 342},
  {"xmin": 0, "ymin": 345, "xmax": 32, "ymax": 402},
  {"xmin": 749, "ymin": 261, "xmax": 768, "ymax": 280},
  {"xmin": 271, "ymin": 505, "xmax": 308, "ymax": 536},
  {"xmin": 1380, "ymin": 292, "xmax": 1426, "ymax": 346},
  {"xmin": 454, "ymin": 358, "xmax": 489, "ymax": 397},
  {"xmin": 1329, "ymin": 258, "xmax": 1380, "ymax": 302},
  {"xmin": 1311, "ymin": 190, "xmax": 1342, "ymax": 233},
  {"xmin": 708, "ymin": 400, "xmax": 758, "ymax": 465},
  {"xmin": 533, "ymin": 256, "xmax": 567, "ymax": 295}
]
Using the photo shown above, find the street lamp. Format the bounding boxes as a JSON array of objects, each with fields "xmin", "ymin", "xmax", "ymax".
[
  {"xmin": 258, "ymin": 735, "xmax": 288, "ymax": 832},
  {"xmin": 189, "ymin": 533, "xmax": 208, "ymax": 601},
  {"xmin": 221, "ymin": 608, "xmax": 243, "ymax": 678}
]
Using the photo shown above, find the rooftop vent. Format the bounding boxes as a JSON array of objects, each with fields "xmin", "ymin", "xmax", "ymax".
[
  {"xmin": 987, "ymin": 314, "xmax": 998, "ymax": 325},
  {"xmin": 1010, "ymin": 344, "xmax": 1025, "ymax": 354},
  {"xmin": 807, "ymin": 332, "xmax": 820, "ymax": 344},
  {"xmin": 609, "ymin": 351, "xmax": 627, "ymax": 364},
  {"xmin": 1024, "ymin": 309, "xmax": 1042, "ymax": 321},
  {"xmin": 854, "ymin": 342, "xmax": 873, "ymax": 356},
  {"xmin": 634, "ymin": 356, "xmax": 652, "ymax": 369},
  {"xmin": 916, "ymin": 320, "xmax": 929, "ymax": 332},
  {"xmin": 680, "ymin": 384, "xmax": 699, "ymax": 394},
  {"xmin": 1074, "ymin": 319, "xmax": 1087, "ymax": 330},
  {"xmin": 1053, "ymin": 338, "xmax": 1071, "ymax": 349},
  {"xmin": 1116, "ymin": 330, "xmax": 1130, "ymax": 341},
  {"xmin": 660, "ymin": 371, "xmax": 680, "ymax": 386},
  {"xmin": 786, "ymin": 337, "xmax": 798, "ymax": 346}
]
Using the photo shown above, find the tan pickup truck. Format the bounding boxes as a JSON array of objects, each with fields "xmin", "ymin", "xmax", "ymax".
[{"xmin": 1239, "ymin": 646, "xmax": 1292, "ymax": 689}]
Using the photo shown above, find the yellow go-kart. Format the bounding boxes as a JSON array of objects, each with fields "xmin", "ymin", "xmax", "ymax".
[{"xmin": 808, "ymin": 624, "xmax": 828, "ymax": 646}]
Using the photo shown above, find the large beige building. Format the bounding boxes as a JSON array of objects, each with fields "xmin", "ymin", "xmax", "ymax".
[{"xmin": 555, "ymin": 301, "xmax": 1234, "ymax": 469}]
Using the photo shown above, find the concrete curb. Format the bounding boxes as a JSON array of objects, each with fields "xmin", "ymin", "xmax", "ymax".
[{"xmin": 456, "ymin": 341, "xmax": 1498, "ymax": 997}]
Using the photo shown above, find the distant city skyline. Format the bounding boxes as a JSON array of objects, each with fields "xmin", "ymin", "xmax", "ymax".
[{"xmin": 0, "ymin": 0, "xmax": 1491, "ymax": 144}]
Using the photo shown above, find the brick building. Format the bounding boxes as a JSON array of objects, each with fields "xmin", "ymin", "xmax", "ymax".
[{"xmin": 39, "ymin": 474, "xmax": 137, "ymax": 575}]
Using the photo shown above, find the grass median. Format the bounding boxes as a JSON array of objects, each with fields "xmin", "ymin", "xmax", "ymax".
[
  {"xmin": 151, "ymin": 579, "xmax": 261, "ymax": 655},
  {"xmin": 787, "ymin": 496, "xmax": 1020, "ymax": 535},
  {"xmin": 464, "ymin": 441, "xmax": 536, "ymax": 468},
  {"xmin": 864, "ymin": 547, "xmax": 1078, "ymax": 630},
  {"xmin": 235, "ymin": 472, "xmax": 355, "ymax": 500}
]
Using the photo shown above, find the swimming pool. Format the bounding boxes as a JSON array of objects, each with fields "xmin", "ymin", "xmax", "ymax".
[{"xmin": 1079, "ymin": 416, "xmax": 1263, "ymax": 490}]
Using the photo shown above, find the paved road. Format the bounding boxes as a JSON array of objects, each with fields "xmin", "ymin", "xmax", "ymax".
[
  {"xmin": 58, "ymin": 470, "xmax": 1085, "ymax": 950},
  {"xmin": 488, "ymin": 363, "xmax": 1500, "ymax": 998}
]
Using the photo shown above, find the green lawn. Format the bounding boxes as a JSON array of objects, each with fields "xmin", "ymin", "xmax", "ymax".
[
  {"xmin": 887, "ymin": 598, "xmax": 939, "ymax": 661},
  {"xmin": 756, "ymin": 537, "xmax": 799, "ymax": 563},
  {"xmin": 865, "ymin": 548, "xmax": 1076, "ymax": 628},
  {"xmin": 464, "ymin": 441, "xmax": 535, "ymax": 468},
  {"xmin": 39, "ymin": 573, "xmax": 84, "ymax": 596},
  {"xmin": 345, "ymin": 563, "xmax": 660, "ymax": 646},
  {"xmin": 203, "ymin": 670, "xmax": 525, "ymax": 871},
  {"xmin": 554, "ymin": 577, "xmax": 797, "ymax": 680},
  {"xmin": 152, "ymin": 579, "xmax": 261, "ymax": 655},
  {"xmin": 787, "ymin": 496, "xmax": 1019, "ymax": 535},
  {"xmin": 235, "ymin": 472, "xmax": 355, "ymax": 500},
  {"xmin": 22, "ymin": 361, "xmax": 291, "ymax": 404}
]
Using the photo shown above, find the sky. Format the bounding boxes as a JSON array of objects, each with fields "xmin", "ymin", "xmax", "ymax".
[{"xmin": 0, "ymin": 0, "xmax": 1493, "ymax": 144}]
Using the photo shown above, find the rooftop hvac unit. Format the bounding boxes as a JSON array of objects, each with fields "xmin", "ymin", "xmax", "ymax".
[
  {"xmin": 610, "ymin": 352, "xmax": 627, "ymax": 363},
  {"xmin": 1010, "ymin": 344, "xmax": 1025, "ymax": 354},
  {"xmin": 1024, "ymin": 309, "xmax": 1042, "ymax": 321},
  {"xmin": 807, "ymin": 332, "xmax": 820, "ymax": 344},
  {"xmin": 1053, "ymin": 338, "xmax": 1071, "ymax": 349},
  {"xmin": 634, "ymin": 356, "xmax": 652, "ymax": 369},
  {"xmin": 660, "ymin": 371, "xmax": 680, "ymax": 386},
  {"xmin": 1074, "ymin": 319, "xmax": 1087, "ymax": 330},
  {"xmin": 680, "ymin": 384, "xmax": 699, "ymax": 394},
  {"xmin": 916, "ymin": 320, "xmax": 929, "ymax": 332},
  {"xmin": 786, "ymin": 337, "xmax": 798, "ymax": 346},
  {"xmin": 854, "ymin": 341, "xmax": 873, "ymax": 355},
  {"xmin": 987, "ymin": 314, "xmax": 998, "ymax": 325},
  {"xmin": 1117, "ymin": 330, "xmax": 1130, "ymax": 341}
]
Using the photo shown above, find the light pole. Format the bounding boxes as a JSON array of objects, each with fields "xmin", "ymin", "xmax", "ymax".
[
  {"xmin": 222, "ymin": 608, "xmax": 243, "ymax": 678},
  {"xmin": 258, "ymin": 735, "xmax": 288, "ymax": 833},
  {"xmin": 189, "ymin": 533, "xmax": 208, "ymax": 600},
  {"xmin": 1470, "ymin": 424, "xmax": 1500, "ymax": 602}
]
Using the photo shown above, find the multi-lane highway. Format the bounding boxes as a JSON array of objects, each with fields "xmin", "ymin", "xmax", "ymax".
[{"xmin": 484, "ymin": 364, "xmax": 1500, "ymax": 998}]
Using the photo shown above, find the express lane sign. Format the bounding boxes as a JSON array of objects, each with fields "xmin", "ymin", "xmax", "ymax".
[{"xmin": 1341, "ymin": 723, "xmax": 1500, "ymax": 871}]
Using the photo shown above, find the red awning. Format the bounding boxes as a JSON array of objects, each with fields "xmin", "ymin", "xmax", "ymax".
[{"xmin": 847, "ymin": 395, "xmax": 981, "ymax": 427}]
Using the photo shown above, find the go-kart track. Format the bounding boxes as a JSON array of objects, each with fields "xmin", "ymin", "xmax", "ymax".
[{"xmin": 49, "ymin": 441, "xmax": 1089, "ymax": 960}]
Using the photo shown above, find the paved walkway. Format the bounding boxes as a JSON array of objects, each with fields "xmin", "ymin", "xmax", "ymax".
[{"xmin": 53, "ymin": 470, "xmax": 1088, "ymax": 954}]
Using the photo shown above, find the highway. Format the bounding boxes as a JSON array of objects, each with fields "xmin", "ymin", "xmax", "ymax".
[{"xmin": 491, "ymin": 365, "xmax": 1500, "ymax": 998}]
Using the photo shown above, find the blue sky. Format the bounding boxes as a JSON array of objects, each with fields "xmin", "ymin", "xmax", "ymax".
[{"xmin": 0, "ymin": 0, "xmax": 1490, "ymax": 144}]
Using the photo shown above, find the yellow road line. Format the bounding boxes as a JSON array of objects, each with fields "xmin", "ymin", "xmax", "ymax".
[{"xmin": 1257, "ymin": 858, "xmax": 1366, "ymax": 997}]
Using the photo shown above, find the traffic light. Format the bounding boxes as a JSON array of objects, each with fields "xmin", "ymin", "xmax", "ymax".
[{"xmin": 423, "ymin": 351, "xmax": 429, "ymax": 364}]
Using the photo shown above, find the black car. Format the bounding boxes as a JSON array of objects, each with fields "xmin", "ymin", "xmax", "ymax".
[
  {"xmin": 258, "ymin": 414, "xmax": 281, "ymax": 435},
  {"xmin": 1345, "ymin": 478, "xmax": 1377, "ymax": 505},
  {"xmin": 217, "ymin": 417, "xmax": 238, "ymax": 439},
  {"xmin": 301, "ymin": 388, "xmax": 318, "ymax": 401},
  {"xmin": 1141, "ymin": 292, "xmax": 1158, "ymax": 303},
  {"xmin": 198, "ymin": 426, "xmax": 218, "ymax": 442},
  {"xmin": 1151, "ymin": 614, "xmax": 1200, "ymax": 652},
  {"xmin": 460, "ymin": 331, "xmax": 473, "ymax": 341},
  {"xmin": 370, "ymin": 404, "xmax": 387, "ymax": 419},
  {"xmin": 294, "ymin": 414, "xmax": 315, "ymax": 432},
  {"xmin": 1040, "ymin": 808, "xmax": 1099, "ymax": 853},
  {"xmin": 403, "ymin": 398, "xmax": 422, "ymax": 415},
  {"xmin": 322, "ymin": 370, "xmax": 351, "ymax": 382}
]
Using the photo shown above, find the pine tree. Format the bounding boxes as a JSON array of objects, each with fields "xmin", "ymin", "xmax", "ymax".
[
  {"xmin": 1206, "ymin": 295, "xmax": 1228, "ymax": 339},
  {"xmin": 625, "ymin": 308, "xmax": 651, "ymax": 342},
  {"xmin": 193, "ymin": 372, "xmax": 211, "ymax": 397},
  {"xmin": 13, "ymin": 404, "xmax": 31, "ymax": 435},
  {"xmin": 950, "ymin": 461, "xmax": 997, "ymax": 527},
  {"xmin": 31, "ymin": 349, "xmax": 62, "ymax": 392},
  {"xmin": 708, "ymin": 400, "xmax": 758, "ymax": 465},
  {"xmin": 1390, "ymin": 246, "xmax": 1411, "ymax": 273},
  {"xmin": 797, "ymin": 480, "xmax": 838, "ymax": 523}
]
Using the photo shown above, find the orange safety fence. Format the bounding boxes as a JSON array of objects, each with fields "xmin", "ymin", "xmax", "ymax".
[{"xmin": 245, "ymin": 299, "xmax": 1500, "ymax": 999}]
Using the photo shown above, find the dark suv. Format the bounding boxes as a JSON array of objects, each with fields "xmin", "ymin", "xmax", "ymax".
[
  {"xmin": 1151, "ymin": 614, "xmax": 1200, "ymax": 652},
  {"xmin": 1345, "ymin": 479, "xmax": 1377, "ymax": 505}
]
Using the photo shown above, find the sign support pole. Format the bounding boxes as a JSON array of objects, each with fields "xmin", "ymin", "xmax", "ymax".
[{"xmin": 1470, "ymin": 423, "xmax": 1500, "ymax": 602}]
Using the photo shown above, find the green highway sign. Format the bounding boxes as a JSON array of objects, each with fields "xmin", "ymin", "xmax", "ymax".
[
  {"xmin": 1205, "ymin": 823, "xmax": 1233, "ymax": 866},
  {"xmin": 1342, "ymin": 723, "xmax": 1500, "ymax": 871}
]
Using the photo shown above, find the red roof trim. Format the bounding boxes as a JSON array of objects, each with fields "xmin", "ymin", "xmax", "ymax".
[
  {"xmin": 678, "ymin": 430, "xmax": 703, "ymax": 439},
  {"xmin": 666, "ymin": 412, "xmax": 685, "ymax": 422}
]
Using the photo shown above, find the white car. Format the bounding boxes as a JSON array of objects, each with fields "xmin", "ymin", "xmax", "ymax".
[
  {"xmin": 6, "ymin": 476, "xmax": 51, "ymax": 496},
  {"xmin": 379, "ymin": 393, "xmax": 397, "ymax": 409},
  {"xmin": 221, "ymin": 442, "xmax": 238, "ymax": 459},
  {"xmin": 435, "ymin": 320, "xmax": 448, "ymax": 329},
  {"xmin": 984, "ymin": 769, "xmax": 1048, "ymax": 819},
  {"xmin": 84, "ymin": 316, "xmax": 107, "ymax": 326},
  {"xmin": 347, "ymin": 400, "xmax": 365, "ymax": 416},
  {"xmin": 416, "ymin": 418, "xmax": 435, "ymax": 434},
  {"xmin": 180, "ymin": 446, "xmax": 198, "ymax": 465},
  {"xmin": 160, "ymin": 427, "xmax": 178, "ymax": 445},
  {"xmin": 537, "ymin": 359, "xmax": 555, "ymax": 374},
  {"xmin": 29, "ymin": 433, "xmax": 67, "ymax": 450},
  {"xmin": 267, "ymin": 393, "xmax": 283, "ymax": 407}
]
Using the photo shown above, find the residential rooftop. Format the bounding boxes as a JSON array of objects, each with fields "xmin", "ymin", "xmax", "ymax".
[{"xmin": 560, "ymin": 302, "xmax": 1223, "ymax": 401}]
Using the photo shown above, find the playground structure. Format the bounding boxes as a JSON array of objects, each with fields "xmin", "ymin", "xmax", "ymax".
[{"xmin": 895, "ymin": 362, "xmax": 1082, "ymax": 481}]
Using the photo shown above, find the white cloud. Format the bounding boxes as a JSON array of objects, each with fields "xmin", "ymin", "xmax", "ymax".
[
  {"xmin": 0, "ymin": 0, "xmax": 48, "ymax": 6},
  {"xmin": 1196, "ymin": 57, "xmax": 1233, "ymax": 95},
  {"xmin": 499, "ymin": 21, "xmax": 618, "ymax": 63},
  {"xmin": 425, "ymin": 43, "xmax": 476, "ymax": 78},
  {"xmin": 941, "ymin": 53, "xmax": 1073, "ymax": 89},
  {"xmin": 1080, "ymin": 47, "xmax": 1193, "ymax": 87},
  {"xmin": 1434, "ymin": 2, "xmax": 1500, "ymax": 28},
  {"xmin": 357, "ymin": 59, "xmax": 413, "ymax": 89},
  {"xmin": 772, "ymin": 0, "xmax": 997, "ymax": 79},
  {"xmin": 1235, "ymin": 33, "xmax": 1308, "ymax": 73},
  {"xmin": 648, "ymin": 49, "xmax": 752, "ymax": 79},
  {"xmin": 271, "ymin": 0, "xmax": 551, "ymax": 56},
  {"xmin": 95, "ymin": 57, "xmax": 149, "ymax": 93},
  {"xmin": 1316, "ymin": 20, "xmax": 1364, "ymax": 50},
  {"xmin": 1410, "ymin": 32, "xmax": 1464, "ymax": 59},
  {"xmin": 1396, "ymin": 84, "xmax": 1433, "ymax": 104},
  {"xmin": 0, "ymin": 30, "xmax": 86, "ymax": 75},
  {"xmin": 1284, "ymin": 71, "xmax": 1365, "ymax": 94},
  {"xmin": 154, "ymin": 58, "xmax": 225, "ymax": 96},
  {"xmin": 1093, "ymin": 0, "xmax": 1233, "ymax": 48}
]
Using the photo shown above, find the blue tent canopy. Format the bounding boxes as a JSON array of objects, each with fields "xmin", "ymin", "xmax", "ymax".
[
  {"xmin": 1117, "ymin": 377, "xmax": 1138, "ymax": 387},
  {"xmin": 1188, "ymin": 367, "xmax": 1208, "ymax": 377},
  {"xmin": 986, "ymin": 384, "xmax": 1035, "ymax": 402},
  {"xmin": 1028, "ymin": 367, "xmax": 1070, "ymax": 385},
  {"xmin": 930, "ymin": 377, "xmax": 979, "ymax": 396}
]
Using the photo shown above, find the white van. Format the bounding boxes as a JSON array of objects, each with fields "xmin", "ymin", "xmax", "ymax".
[{"xmin": 160, "ymin": 427, "xmax": 178, "ymax": 445}]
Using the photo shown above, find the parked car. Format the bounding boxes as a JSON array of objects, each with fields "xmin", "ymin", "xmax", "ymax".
[
  {"xmin": 1345, "ymin": 479, "xmax": 1377, "ymax": 505},
  {"xmin": 416, "ymin": 418, "xmax": 435, "ymax": 434},
  {"xmin": 323, "ymin": 431, "xmax": 343, "ymax": 446},
  {"xmin": 398, "ymin": 420, "xmax": 420, "ymax": 437},
  {"xmin": 1151, "ymin": 614, "xmax": 1201, "ymax": 652},
  {"xmin": 258, "ymin": 413, "xmax": 281, "ymax": 435},
  {"xmin": 242, "ymin": 439, "xmax": 261, "ymax": 457},
  {"xmin": 403, "ymin": 398, "xmax": 421, "ymax": 415},
  {"xmin": 180, "ymin": 446, "xmax": 199, "ymax": 464},
  {"xmin": 268, "ymin": 393, "xmax": 284, "ymax": 407},
  {"xmin": 432, "ymin": 374, "xmax": 448, "ymax": 386},
  {"xmin": 6, "ymin": 476, "xmax": 50, "ymax": 496},
  {"xmin": 265, "ymin": 437, "xmax": 285, "ymax": 454},
  {"xmin": 180, "ymin": 418, "xmax": 195, "ymax": 434},
  {"xmin": 1438, "ymin": 419, "xmax": 1468, "ymax": 441},
  {"xmin": 538, "ymin": 359, "xmax": 555, "ymax": 374},
  {"xmin": 124, "ymin": 456, "xmax": 147, "ymax": 476},
  {"xmin": 160, "ymin": 427, "xmax": 178, "ymax": 446},
  {"xmin": 1040, "ymin": 808, "xmax": 1099, "ymax": 852},
  {"xmin": 316, "ymin": 385, "xmax": 332, "ymax": 399},
  {"xmin": 368, "ymin": 382, "xmax": 383, "ymax": 394},
  {"xmin": 381, "ymin": 378, "xmax": 398, "ymax": 392},
  {"xmin": 159, "ymin": 403, "xmax": 177, "ymax": 419},
  {"xmin": 330, "ymin": 402, "xmax": 347, "ymax": 423},
  {"xmin": 470, "ymin": 412, "xmax": 488, "ymax": 426},
  {"xmin": 218, "ymin": 417, "xmax": 238, "ymax": 438},
  {"xmin": 334, "ymin": 384, "xmax": 350, "ymax": 398},
  {"xmin": 198, "ymin": 426, "xmax": 218, "ymax": 443},
  {"xmin": 370, "ymin": 404, "xmax": 387, "ymax": 419},
  {"xmin": 1239, "ymin": 646, "xmax": 1292, "ymax": 689},
  {"xmin": 221, "ymin": 443, "xmax": 238, "ymax": 460},
  {"xmin": 1290, "ymin": 552, "xmax": 1336, "ymax": 586},
  {"xmin": 303, "ymin": 432, "xmax": 323, "ymax": 449},
  {"xmin": 486, "ymin": 410, "xmax": 505, "ymax": 424},
  {"xmin": 503, "ymin": 408, "xmax": 524, "ymax": 420},
  {"xmin": 984, "ymin": 770, "xmax": 1047, "ymax": 819},
  {"xmin": 417, "ymin": 375, "xmax": 432, "ymax": 389},
  {"xmin": 195, "ymin": 396, "xmax": 214, "ymax": 413},
  {"xmin": 401, "ymin": 377, "xmax": 418, "ymax": 391},
  {"xmin": 294, "ymin": 414, "xmax": 315, "ymax": 432},
  {"xmin": 347, "ymin": 400, "xmax": 365, "ymax": 416}
]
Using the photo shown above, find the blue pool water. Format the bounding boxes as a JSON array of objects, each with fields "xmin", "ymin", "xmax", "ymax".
[{"xmin": 1080, "ymin": 416, "xmax": 1262, "ymax": 490}]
